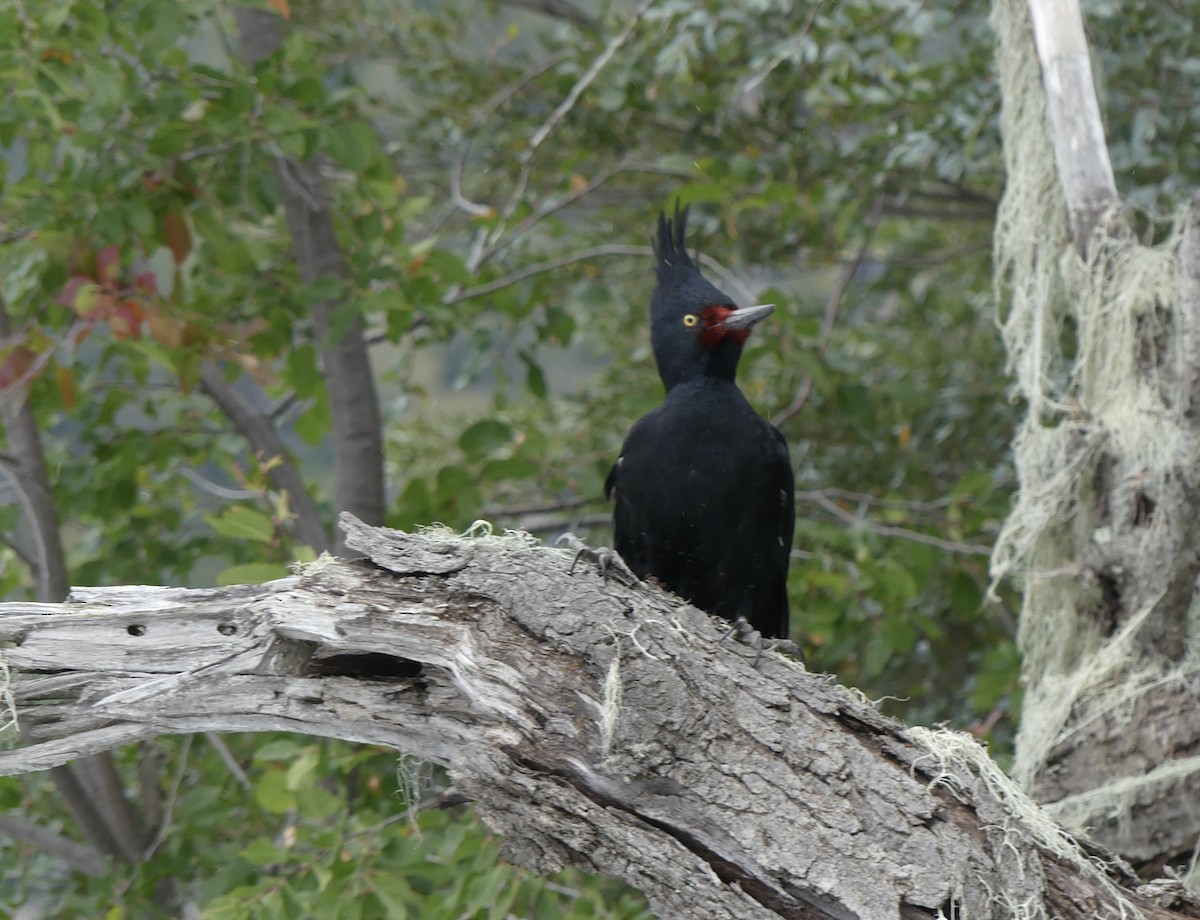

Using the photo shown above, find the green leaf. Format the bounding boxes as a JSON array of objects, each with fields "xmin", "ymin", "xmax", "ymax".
[
  {"xmin": 254, "ymin": 769, "xmax": 297, "ymax": 815},
  {"xmin": 205, "ymin": 506, "xmax": 277, "ymax": 543},
  {"xmin": 240, "ymin": 837, "xmax": 290, "ymax": 867},
  {"xmin": 253, "ymin": 739, "xmax": 307, "ymax": 762},
  {"xmin": 435, "ymin": 465, "xmax": 481, "ymax": 523},
  {"xmin": 323, "ymin": 121, "xmax": 382, "ymax": 171},
  {"xmin": 458, "ymin": 419, "xmax": 511, "ymax": 460},
  {"xmin": 520, "ymin": 350, "xmax": 547, "ymax": 399},
  {"xmin": 217, "ymin": 562, "xmax": 289, "ymax": 586},
  {"xmin": 862, "ymin": 633, "xmax": 892, "ymax": 679},
  {"xmin": 285, "ymin": 749, "xmax": 320, "ymax": 790}
]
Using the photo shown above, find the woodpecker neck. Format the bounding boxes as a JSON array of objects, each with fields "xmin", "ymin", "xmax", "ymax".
[{"xmin": 653, "ymin": 334, "xmax": 744, "ymax": 391}]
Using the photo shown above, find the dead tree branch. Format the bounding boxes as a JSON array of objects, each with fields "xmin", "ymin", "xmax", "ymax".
[{"xmin": 1, "ymin": 518, "xmax": 1196, "ymax": 919}]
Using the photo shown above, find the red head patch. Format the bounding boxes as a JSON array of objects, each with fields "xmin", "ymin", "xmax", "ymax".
[{"xmin": 698, "ymin": 306, "xmax": 750, "ymax": 348}]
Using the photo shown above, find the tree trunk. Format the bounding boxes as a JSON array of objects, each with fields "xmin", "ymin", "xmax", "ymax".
[
  {"xmin": 991, "ymin": 0, "xmax": 1200, "ymax": 874},
  {"xmin": 2, "ymin": 518, "xmax": 1198, "ymax": 919},
  {"xmin": 234, "ymin": 7, "xmax": 386, "ymax": 553},
  {"xmin": 0, "ymin": 303, "xmax": 155, "ymax": 879}
]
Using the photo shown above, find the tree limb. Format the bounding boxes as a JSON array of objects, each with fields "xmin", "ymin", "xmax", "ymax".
[
  {"xmin": 1026, "ymin": 0, "xmax": 1119, "ymax": 246},
  {"xmin": 234, "ymin": 7, "xmax": 386, "ymax": 552},
  {"xmin": 0, "ymin": 301, "xmax": 150, "ymax": 873},
  {"xmin": 0, "ymin": 814, "xmax": 108, "ymax": 877},
  {"xmin": 199, "ymin": 362, "xmax": 332, "ymax": 553},
  {"xmin": 1, "ymin": 517, "xmax": 1196, "ymax": 919}
]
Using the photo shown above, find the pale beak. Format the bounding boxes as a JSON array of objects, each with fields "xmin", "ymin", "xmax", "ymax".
[{"xmin": 719, "ymin": 303, "xmax": 775, "ymax": 331}]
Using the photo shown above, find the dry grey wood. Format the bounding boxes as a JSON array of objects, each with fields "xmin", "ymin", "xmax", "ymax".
[
  {"xmin": 1027, "ymin": 0, "xmax": 1119, "ymax": 247},
  {"xmin": 2, "ymin": 517, "xmax": 1196, "ymax": 919}
]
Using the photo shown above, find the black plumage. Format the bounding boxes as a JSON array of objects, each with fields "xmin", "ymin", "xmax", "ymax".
[{"xmin": 605, "ymin": 205, "xmax": 794, "ymax": 638}]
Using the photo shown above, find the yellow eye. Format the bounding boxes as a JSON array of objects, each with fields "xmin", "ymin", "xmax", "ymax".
[{"xmin": 682, "ymin": 314, "xmax": 699, "ymax": 327}]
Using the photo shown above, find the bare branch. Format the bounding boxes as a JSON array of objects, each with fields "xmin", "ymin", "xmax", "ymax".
[
  {"xmin": 501, "ymin": 0, "xmax": 596, "ymax": 28},
  {"xmin": 0, "ymin": 814, "xmax": 108, "ymax": 877},
  {"xmin": 732, "ymin": 0, "xmax": 823, "ymax": 101},
  {"xmin": 499, "ymin": 0, "xmax": 655, "ymax": 224},
  {"xmin": 199, "ymin": 362, "xmax": 331, "ymax": 553},
  {"xmin": 478, "ymin": 160, "xmax": 698, "ymax": 268},
  {"xmin": 1026, "ymin": 0, "xmax": 1119, "ymax": 245},
  {"xmin": 775, "ymin": 197, "xmax": 883, "ymax": 427},
  {"xmin": 444, "ymin": 244, "xmax": 648, "ymax": 304},
  {"xmin": 204, "ymin": 732, "xmax": 253, "ymax": 791},
  {"xmin": 0, "ymin": 519, "xmax": 1188, "ymax": 919},
  {"xmin": 142, "ymin": 734, "xmax": 193, "ymax": 861},
  {"xmin": 798, "ymin": 489, "xmax": 994, "ymax": 556},
  {"xmin": 446, "ymin": 244, "xmax": 754, "ymax": 307}
]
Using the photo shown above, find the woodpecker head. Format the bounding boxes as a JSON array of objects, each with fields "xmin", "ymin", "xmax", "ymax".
[{"xmin": 649, "ymin": 203, "xmax": 774, "ymax": 390}]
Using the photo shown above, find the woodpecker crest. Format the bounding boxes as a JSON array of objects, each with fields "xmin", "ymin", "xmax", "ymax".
[{"xmin": 648, "ymin": 204, "xmax": 774, "ymax": 389}]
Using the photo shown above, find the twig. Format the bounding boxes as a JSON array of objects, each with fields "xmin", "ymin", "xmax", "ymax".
[
  {"xmin": 205, "ymin": 732, "xmax": 253, "ymax": 791},
  {"xmin": 499, "ymin": 0, "xmax": 655, "ymax": 224},
  {"xmin": 142, "ymin": 734, "xmax": 194, "ymax": 860},
  {"xmin": 774, "ymin": 196, "xmax": 883, "ymax": 427},
  {"xmin": 733, "ymin": 0, "xmax": 823, "ymax": 100},
  {"xmin": 180, "ymin": 467, "xmax": 260, "ymax": 501},
  {"xmin": 478, "ymin": 160, "xmax": 698, "ymax": 268},
  {"xmin": 474, "ymin": 51, "xmax": 573, "ymax": 126},
  {"xmin": 800, "ymin": 490, "xmax": 993, "ymax": 557},
  {"xmin": 198, "ymin": 362, "xmax": 331, "ymax": 552},
  {"xmin": 178, "ymin": 140, "xmax": 240, "ymax": 163},
  {"xmin": 445, "ymin": 244, "xmax": 648, "ymax": 304},
  {"xmin": 449, "ymin": 145, "xmax": 493, "ymax": 218},
  {"xmin": 803, "ymin": 487, "xmax": 957, "ymax": 514},
  {"xmin": 483, "ymin": 497, "xmax": 590, "ymax": 517}
]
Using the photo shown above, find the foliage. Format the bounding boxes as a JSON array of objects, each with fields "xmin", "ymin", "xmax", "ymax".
[
  {"xmin": 5, "ymin": 0, "xmax": 1193, "ymax": 914},
  {"xmin": 2, "ymin": 735, "xmax": 652, "ymax": 919}
]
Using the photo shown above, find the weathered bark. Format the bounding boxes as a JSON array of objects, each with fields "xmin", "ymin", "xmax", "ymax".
[
  {"xmin": 992, "ymin": 0, "xmax": 1200, "ymax": 875},
  {"xmin": 234, "ymin": 7, "xmax": 386, "ymax": 553},
  {"xmin": 2, "ymin": 518, "xmax": 1198, "ymax": 919}
]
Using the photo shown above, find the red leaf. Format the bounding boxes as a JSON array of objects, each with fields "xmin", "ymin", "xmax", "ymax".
[
  {"xmin": 96, "ymin": 245, "xmax": 121, "ymax": 286},
  {"xmin": 0, "ymin": 345, "xmax": 37, "ymax": 391},
  {"xmin": 109, "ymin": 300, "xmax": 145, "ymax": 339},
  {"xmin": 55, "ymin": 363, "xmax": 76, "ymax": 408},
  {"xmin": 57, "ymin": 275, "xmax": 93, "ymax": 307},
  {"xmin": 90, "ymin": 291, "xmax": 118, "ymax": 320},
  {"xmin": 134, "ymin": 271, "xmax": 159, "ymax": 294},
  {"xmin": 162, "ymin": 212, "xmax": 192, "ymax": 265},
  {"xmin": 146, "ymin": 309, "xmax": 183, "ymax": 348}
]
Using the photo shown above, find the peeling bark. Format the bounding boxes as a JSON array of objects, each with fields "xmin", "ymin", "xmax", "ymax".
[{"xmin": 2, "ymin": 518, "xmax": 1197, "ymax": 919}]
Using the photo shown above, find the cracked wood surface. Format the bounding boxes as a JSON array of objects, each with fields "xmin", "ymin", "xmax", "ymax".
[{"xmin": 1, "ymin": 516, "xmax": 1196, "ymax": 919}]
